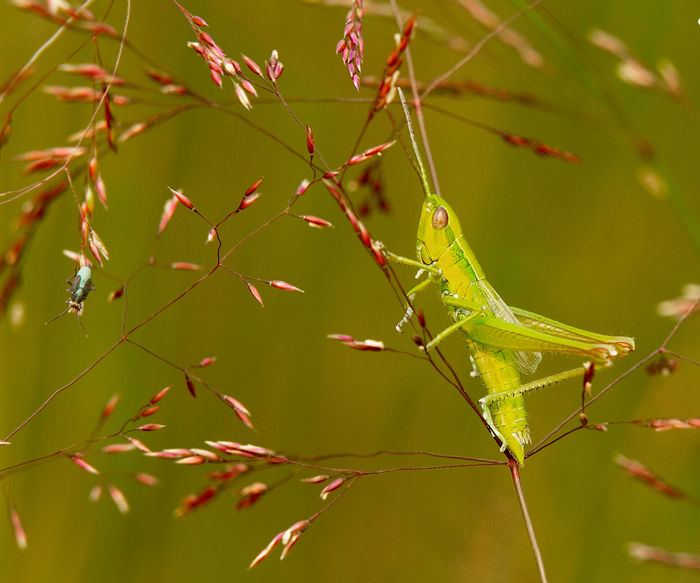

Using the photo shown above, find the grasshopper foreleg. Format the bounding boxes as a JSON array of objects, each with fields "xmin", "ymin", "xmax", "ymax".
[{"xmin": 422, "ymin": 296, "xmax": 486, "ymax": 352}]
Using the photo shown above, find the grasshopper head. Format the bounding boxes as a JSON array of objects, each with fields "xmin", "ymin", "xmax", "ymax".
[{"xmin": 416, "ymin": 195, "xmax": 463, "ymax": 265}]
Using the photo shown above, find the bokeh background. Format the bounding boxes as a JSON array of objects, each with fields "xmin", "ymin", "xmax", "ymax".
[{"xmin": 0, "ymin": 1, "xmax": 699, "ymax": 582}]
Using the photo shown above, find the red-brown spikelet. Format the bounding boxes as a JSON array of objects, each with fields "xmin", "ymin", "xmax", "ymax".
[
  {"xmin": 296, "ymin": 179, "xmax": 311, "ymax": 197},
  {"xmin": 151, "ymin": 386, "xmax": 170, "ymax": 404},
  {"xmin": 220, "ymin": 395, "xmax": 255, "ymax": 429},
  {"xmin": 235, "ymin": 444, "xmax": 275, "ymax": 457},
  {"xmin": 300, "ymin": 215, "xmax": 332, "ymax": 228},
  {"xmin": 161, "ymin": 83, "xmax": 188, "ymax": 95},
  {"xmin": 582, "ymin": 361, "xmax": 595, "ymax": 396},
  {"xmin": 648, "ymin": 418, "xmax": 700, "ymax": 431},
  {"xmin": 347, "ymin": 141, "xmax": 395, "ymax": 167},
  {"xmin": 237, "ymin": 482, "xmax": 268, "ymax": 510},
  {"xmin": 140, "ymin": 406, "xmax": 160, "ymax": 418},
  {"xmin": 345, "ymin": 208, "xmax": 360, "ymax": 233},
  {"xmin": 144, "ymin": 451, "xmax": 178, "ymax": 459},
  {"xmin": 234, "ymin": 83, "xmax": 251, "ymax": 109},
  {"xmin": 244, "ymin": 177, "xmax": 264, "ymax": 196},
  {"xmin": 168, "ymin": 187, "xmax": 194, "ymax": 210},
  {"xmin": 158, "ymin": 195, "xmax": 179, "ymax": 235},
  {"xmin": 209, "ymin": 463, "xmax": 248, "ymax": 482},
  {"xmin": 43, "ymin": 86, "xmax": 130, "ymax": 105},
  {"xmin": 588, "ymin": 30, "xmax": 629, "ymax": 59},
  {"xmin": 108, "ymin": 485, "xmax": 130, "ymax": 513},
  {"xmin": 337, "ymin": 0, "xmax": 364, "ymax": 90},
  {"xmin": 102, "ymin": 394, "xmax": 119, "ymax": 419},
  {"xmin": 87, "ymin": 231, "xmax": 108, "ymax": 266},
  {"xmin": 282, "ymin": 520, "xmax": 308, "ymax": 545},
  {"xmin": 88, "ymin": 153, "xmax": 98, "ymax": 181},
  {"xmin": 249, "ymin": 532, "xmax": 285, "ymax": 569},
  {"xmin": 72, "ymin": 456, "xmax": 100, "ymax": 475},
  {"xmin": 185, "ymin": 374, "xmax": 196, "ymax": 398},
  {"xmin": 198, "ymin": 357, "xmax": 217, "ymax": 367},
  {"xmin": 247, "ymin": 282, "xmax": 263, "ymax": 307},
  {"xmin": 340, "ymin": 336, "xmax": 385, "ymax": 351},
  {"xmin": 238, "ymin": 191, "xmax": 260, "ymax": 210},
  {"xmin": 170, "ymin": 262, "xmax": 202, "ymax": 270},
  {"xmin": 320, "ymin": 478, "xmax": 345, "ymax": 499},
  {"xmin": 280, "ymin": 532, "xmax": 301, "ymax": 560},
  {"xmin": 95, "ymin": 173, "xmax": 109, "ymax": 208},
  {"xmin": 372, "ymin": 14, "xmax": 416, "ymax": 113},
  {"xmin": 301, "ymin": 475, "xmax": 329, "ymax": 484},
  {"xmin": 9, "ymin": 506, "xmax": 26, "ymax": 550},
  {"xmin": 270, "ymin": 280, "xmax": 304, "ymax": 293},
  {"xmin": 189, "ymin": 448, "xmax": 221, "ymax": 461},
  {"xmin": 125, "ymin": 436, "xmax": 151, "ymax": 453},
  {"xmin": 102, "ymin": 444, "xmax": 136, "ymax": 454},
  {"xmin": 327, "ymin": 334, "xmax": 355, "ymax": 343},
  {"xmin": 235, "ymin": 409, "xmax": 255, "ymax": 430},
  {"xmin": 89, "ymin": 485, "xmax": 102, "ymax": 502},
  {"xmin": 242, "ymin": 55, "xmax": 262, "ymax": 76},
  {"xmin": 370, "ymin": 240, "xmax": 387, "ymax": 268},
  {"xmin": 205, "ymin": 228, "xmax": 217, "ymax": 244},
  {"xmin": 615, "ymin": 454, "xmax": 682, "ymax": 498},
  {"xmin": 628, "ymin": 542, "xmax": 700, "ymax": 570},
  {"xmin": 221, "ymin": 396, "xmax": 250, "ymax": 417},
  {"xmin": 135, "ymin": 473, "xmax": 159, "ymax": 487},
  {"xmin": 645, "ymin": 355, "xmax": 679, "ymax": 376},
  {"xmin": 241, "ymin": 79, "xmax": 257, "ymax": 97},
  {"xmin": 118, "ymin": 121, "xmax": 149, "ymax": 143},
  {"xmin": 305, "ymin": 124, "xmax": 314, "ymax": 154},
  {"xmin": 144, "ymin": 68, "xmax": 174, "ymax": 85},
  {"xmin": 58, "ymin": 63, "xmax": 125, "ymax": 85},
  {"xmin": 266, "ymin": 50, "xmax": 283, "ymax": 82},
  {"xmin": 177, "ymin": 455, "xmax": 207, "ymax": 465}
]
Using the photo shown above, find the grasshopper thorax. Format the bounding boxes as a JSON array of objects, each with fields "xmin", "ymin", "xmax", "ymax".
[{"xmin": 416, "ymin": 195, "xmax": 464, "ymax": 265}]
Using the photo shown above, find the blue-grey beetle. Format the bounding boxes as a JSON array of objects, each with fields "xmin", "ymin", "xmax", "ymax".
[{"xmin": 45, "ymin": 265, "xmax": 96, "ymax": 336}]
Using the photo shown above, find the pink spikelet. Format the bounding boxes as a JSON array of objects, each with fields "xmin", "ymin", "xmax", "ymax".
[
  {"xmin": 158, "ymin": 195, "xmax": 179, "ymax": 235},
  {"xmin": 337, "ymin": 0, "xmax": 364, "ymax": 90},
  {"xmin": 247, "ymin": 282, "xmax": 264, "ymax": 307},
  {"xmin": 9, "ymin": 506, "xmax": 27, "ymax": 550},
  {"xmin": 108, "ymin": 485, "xmax": 130, "ymax": 514},
  {"xmin": 72, "ymin": 455, "xmax": 100, "ymax": 475}
]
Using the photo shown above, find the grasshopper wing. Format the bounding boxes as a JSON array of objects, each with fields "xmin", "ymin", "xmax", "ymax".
[{"xmin": 477, "ymin": 280, "xmax": 542, "ymax": 375}]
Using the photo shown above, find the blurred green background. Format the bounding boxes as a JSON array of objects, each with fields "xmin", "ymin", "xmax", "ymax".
[{"xmin": 0, "ymin": 1, "xmax": 699, "ymax": 581}]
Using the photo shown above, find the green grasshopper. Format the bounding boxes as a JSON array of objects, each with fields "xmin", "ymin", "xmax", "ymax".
[{"xmin": 381, "ymin": 91, "xmax": 634, "ymax": 465}]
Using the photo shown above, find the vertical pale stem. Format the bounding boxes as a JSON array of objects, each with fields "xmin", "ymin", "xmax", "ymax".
[{"xmin": 510, "ymin": 462, "xmax": 548, "ymax": 583}]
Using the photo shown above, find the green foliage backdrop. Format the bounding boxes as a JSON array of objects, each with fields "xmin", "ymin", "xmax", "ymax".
[{"xmin": 0, "ymin": 1, "xmax": 699, "ymax": 582}]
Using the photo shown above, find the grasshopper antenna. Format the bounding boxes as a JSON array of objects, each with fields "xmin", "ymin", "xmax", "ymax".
[{"xmin": 398, "ymin": 88, "xmax": 431, "ymax": 198}]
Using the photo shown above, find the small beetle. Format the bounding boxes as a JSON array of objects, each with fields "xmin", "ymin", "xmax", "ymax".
[{"xmin": 45, "ymin": 265, "xmax": 97, "ymax": 336}]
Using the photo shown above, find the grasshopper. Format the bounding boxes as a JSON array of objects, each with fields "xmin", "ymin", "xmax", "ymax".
[{"xmin": 382, "ymin": 91, "xmax": 634, "ymax": 465}]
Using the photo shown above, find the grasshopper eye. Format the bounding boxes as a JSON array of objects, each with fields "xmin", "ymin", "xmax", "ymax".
[{"xmin": 432, "ymin": 206, "xmax": 449, "ymax": 230}]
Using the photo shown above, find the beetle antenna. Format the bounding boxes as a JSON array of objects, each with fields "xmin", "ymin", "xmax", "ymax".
[
  {"xmin": 45, "ymin": 308, "xmax": 70, "ymax": 325},
  {"xmin": 75, "ymin": 313, "xmax": 89, "ymax": 337},
  {"xmin": 398, "ymin": 88, "xmax": 431, "ymax": 198}
]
